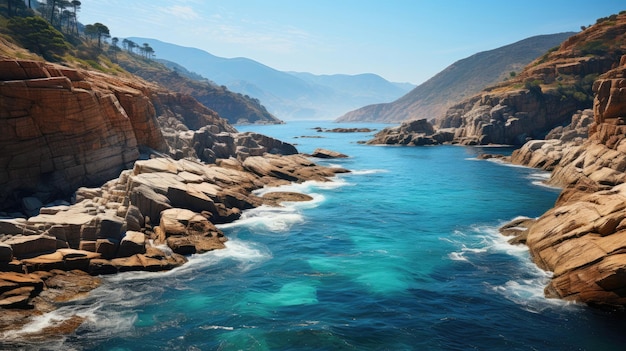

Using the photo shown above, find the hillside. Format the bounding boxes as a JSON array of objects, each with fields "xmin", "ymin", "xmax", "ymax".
[
  {"xmin": 369, "ymin": 12, "xmax": 626, "ymax": 147},
  {"xmin": 117, "ymin": 55, "xmax": 281, "ymax": 125},
  {"xmin": 336, "ymin": 32, "xmax": 575, "ymax": 123},
  {"xmin": 127, "ymin": 37, "xmax": 414, "ymax": 120}
]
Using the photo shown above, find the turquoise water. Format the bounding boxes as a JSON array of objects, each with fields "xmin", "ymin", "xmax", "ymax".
[{"xmin": 8, "ymin": 121, "xmax": 626, "ymax": 350}]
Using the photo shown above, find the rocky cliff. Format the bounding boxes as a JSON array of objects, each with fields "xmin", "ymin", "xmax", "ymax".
[
  {"xmin": 0, "ymin": 57, "xmax": 301, "ymax": 216},
  {"xmin": 502, "ymin": 55, "xmax": 626, "ymax": 307},
  {"xmin": 0, "ymin": 58, "xmax": 165, "ymax": 213}
]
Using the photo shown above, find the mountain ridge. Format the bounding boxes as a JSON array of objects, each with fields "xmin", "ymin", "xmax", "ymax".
[
  {"xmin": 336, "ymin": 32, "xmax": 576, "ymax": 123},
  {"xmin": 127, "ymin": 37, "xmax": 414, "ymax": 120}
]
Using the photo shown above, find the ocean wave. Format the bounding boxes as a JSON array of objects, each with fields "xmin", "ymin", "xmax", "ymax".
[
  {"xmin": 217, "ymin": 205, "xmax": 306, "ymax": 233},
  {"xmin": 350, "ymin": 169, "xmax": 389, "ymax": 175},
  {"xmin": 526, "ymin": 172, "xmax": 562, "ymax": 189},
  {"xmin": 448, "ymin": 221, "xmax": 579, "ymax": 312},
  {"xmin": 2, "ymin": 288, "xmax": 139, "ymax": 343}
]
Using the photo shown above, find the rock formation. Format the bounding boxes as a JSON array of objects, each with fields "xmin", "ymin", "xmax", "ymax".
[
  {"xmin": 366, "ymin": 119, "xmax": 452, "ymax": 146},
  {"xmin": 0, "ymin": 58, "xmax": 299, "ymax": 216},
  {"xmin": 0, "ymin": 153, "xmax": 349, "ymax": 309},
  {"xmin": 502, "ymin": 55, "xmax": 626, "ymax": 308}
]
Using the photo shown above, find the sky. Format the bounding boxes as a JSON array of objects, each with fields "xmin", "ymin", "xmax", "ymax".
[{"xmin": 77, "ymin": 0, "xmax": 625, "ymax": 85}]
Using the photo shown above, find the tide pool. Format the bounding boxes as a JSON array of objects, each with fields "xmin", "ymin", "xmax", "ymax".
[{"xmin": 7, "ymin": 121, "xmax": 626, "ymax": 351}]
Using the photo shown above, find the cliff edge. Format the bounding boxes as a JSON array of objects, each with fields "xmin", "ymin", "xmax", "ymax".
[{"xmin": 504, "ymin": 55, "xmax": 626, "ymax": 307}]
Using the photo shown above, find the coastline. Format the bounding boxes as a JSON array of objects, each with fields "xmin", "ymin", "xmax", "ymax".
[{"xmin": 0, "ymin": 152, "xmax": 349, "ymax": 339}]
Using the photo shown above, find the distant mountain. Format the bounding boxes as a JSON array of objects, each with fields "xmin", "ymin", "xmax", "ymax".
[
  {"xmin": 117, "ymin": 55, "xmax": 281, "ymax": 125},
  {"xmin": 127, "ymin": 37, "xmax": 414, "ymax": 120},
  {"xmin": 336, "ymin": 32, "xmax": 576, "ymax": 123}
]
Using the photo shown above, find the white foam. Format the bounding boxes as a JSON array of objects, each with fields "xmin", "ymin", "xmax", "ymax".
[
  {"xmin": 253, "ymin": 178, "xmax": 349, "ymax": 197},
  {"xmin": 3, "ymin": 295, "xmax": 137, "ymax": 341},
  {"xmin": 448, "ymin": 251, "xmax": 468, "ymax": 262},
  {"xmin": 211, "ymin": 239, "xmax": 272, "ymax": 264},
  {"xmin": 200, "ymin": 325, "xmax": 235, "ymax": 330},
  {"xmin": 454, "ymin": 221, "xmax": 581, "ymax": 312},
  {"xmin": 350, "ymin": 169, "xmax": 389, "ymax": 175},
  {"xmin": 527, "ymin": 172, "xmax": 561, "ymax": 189},
  {"xmin": 221, "ymin": 178, "xmax": 351, "ymax": 234},
  {"xmin": 490, "ymin": 275, "xmax": 580, "ymax": 313},
  {"xmin": 217, "ymin": 205, "xmax": 305, "ymax": 233}
]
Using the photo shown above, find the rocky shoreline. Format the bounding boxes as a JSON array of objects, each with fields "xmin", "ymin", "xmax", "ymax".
[
  {"xmin": 495, "ymin": 58, "xmax": 626, "ymax": 308},
  {"xmin": 0, "ymin": 152, "xmax": 349, "ymax": 336},
  {"xmin": 363, "ymin": 14, "xmax": 626, "ymax": 308},
  {"xmin": 0, "ymin": 57, "xmax": 351, "ymax": 336}
]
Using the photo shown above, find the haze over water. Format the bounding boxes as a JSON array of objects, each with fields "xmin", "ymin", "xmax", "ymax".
[{"xmin": 9, "ymin": 121, "xmax": 626, "ymax": 350}]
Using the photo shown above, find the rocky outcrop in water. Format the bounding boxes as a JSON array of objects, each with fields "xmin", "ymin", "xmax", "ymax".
[{"xmin": 366, "ymin": 119, "xmax": 453, "ymax": 146}]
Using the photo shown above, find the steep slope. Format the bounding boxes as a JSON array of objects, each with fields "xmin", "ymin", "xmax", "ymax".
[
  {"xmin": 128, "ymin": 37, "xmax": 413, "ymax": 120},
  {"xmin": 434, "ymin": 14, "xmax": 625, "ymax": 145},
  {"xmin": 120, "ymin": 56, "xmax": 282, "ymax": 125},
  {"xmin": 337, "ymin": 33, "xmax": 575, "ymax": 123}
]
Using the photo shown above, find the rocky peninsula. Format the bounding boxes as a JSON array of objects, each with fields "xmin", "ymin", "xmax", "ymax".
[{"xmin": 0, "ymin": 58, "xmax": 348, "ymax": 334}]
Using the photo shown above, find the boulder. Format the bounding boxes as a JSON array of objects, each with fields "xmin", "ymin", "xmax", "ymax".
[
  {"xmin": 117, "ymin": 231, "xmax": 146, "ymax": 258},
  {"xmin": 159, "ymin": 208, "xmax": 226, "ymax": 254},
  {"xmin": 310, "ymin": 148, "xmax": 349, "ymax": 159},
  {"xmin": 3, "ymin": 234, "xmax": 57, "ymax": 259},
  {"xmin": 95, "ymin": 239, "xmax": 118, "ymax": 260},
  {"xmin": 97, "ymin": 214, "xmax": 125, "ymax": 241},
  {"xmin": 0, "ymin": 243, "xmax": 13, "ymax": 262},
  {"xmin": 21, "ymin": 249, "xmax": 101, "ymax": 272}
]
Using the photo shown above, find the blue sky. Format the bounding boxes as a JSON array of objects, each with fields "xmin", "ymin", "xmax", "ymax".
[{"xmin": 78, "ymin": 0, "xmax": 625, "ymax": 84}]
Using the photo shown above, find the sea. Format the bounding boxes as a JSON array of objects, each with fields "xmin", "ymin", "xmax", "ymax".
[{"xmin": 6, "ymin": 121, "xmax": 626, "ymax": 351}]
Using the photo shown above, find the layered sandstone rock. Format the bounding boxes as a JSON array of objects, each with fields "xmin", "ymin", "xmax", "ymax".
[
  {"xmin": 0, "ymin": 59, "xmax": 148, "ymax": 211},
  {"xmin": 0, "ymin": 153, "xmax": 349, "ymax": 309},
  {"xmin": 0, "ymin": 59, "xmax": 297, "ymax": 217},
  {"xmin": 503, "ymin": 57, "xmax": 626, "ymax": 307}
]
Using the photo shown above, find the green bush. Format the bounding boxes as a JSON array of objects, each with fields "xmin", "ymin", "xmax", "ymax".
[
  {"xmin": 579, "ymin": 40, "xmax": 609, "ymax": 56},
  {"xmin": 524, "ymin": 80, "xmax": 542, "ymax": 94},
  {"xmin": 7, "ymin": 16, "xmax": 69, "ymax": 60}
]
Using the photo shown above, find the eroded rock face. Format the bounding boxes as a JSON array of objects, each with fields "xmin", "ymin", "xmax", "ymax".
[
  {"xmin": 505, "ymin": 58, "xmax": 626, "ymax": 307},
  {"xmin": 0, "ymin": 60, "xmax": 149, "ymax": 211},
  {"xmin": 0, "ymin": 58, "xmax": 297, "ymax": 217}
]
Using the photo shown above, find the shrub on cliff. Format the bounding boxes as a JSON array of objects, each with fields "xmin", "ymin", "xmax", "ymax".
[{"xmin": 7, "ymin": 16, "xmax": 68, "ymax": 61}]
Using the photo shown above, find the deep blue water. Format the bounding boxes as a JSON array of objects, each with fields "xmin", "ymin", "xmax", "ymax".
[{"xmin": 7, "ymin": 121, "xmax": 626, "ymax": 350}]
